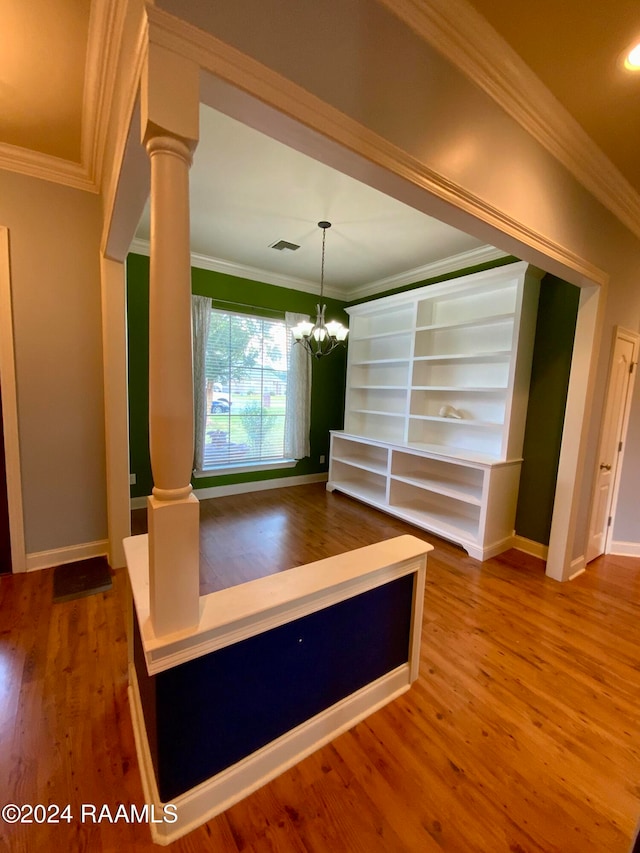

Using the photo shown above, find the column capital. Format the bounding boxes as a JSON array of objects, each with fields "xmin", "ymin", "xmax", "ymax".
[{"xmin": 145, "ymin": 133, "xmax": 194, "ymax": 167}]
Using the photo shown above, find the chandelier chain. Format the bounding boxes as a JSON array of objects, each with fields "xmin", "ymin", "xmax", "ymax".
[
  {"xmin": 289, "ymin": 220, "xmax": 348, "ymax": 358},
  {"xmin": 320, "ymin": 226, "xmax": 326, "ymax": 301}
]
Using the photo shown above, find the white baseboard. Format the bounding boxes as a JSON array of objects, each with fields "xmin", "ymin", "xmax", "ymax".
[
  {"xmin": 608, "ymin": 540, "xmax": 640, "ymax": 557},
  {"xmin": 130, "ymin": 472, "xmax": 328, "ymax": 510},
  {"xmin": 473, "ymin": 535, "xmax": 515, "ymax": 561},
  {"xmin": 511, "ymin": 535, "xmax": 549, "ymax": 560},
  {"xmin": 26, "ymin": 539, "xmax": 109, "ymax": 572},
  {"xmin": 128, "ymin": 661, "xmax": 411, "ymax": 845},
  {"xmin": 569, "ymin": 555, "xmax": 586, "ymax": 580}
]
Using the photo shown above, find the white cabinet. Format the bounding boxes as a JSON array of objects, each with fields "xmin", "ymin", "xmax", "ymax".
[{"xmin": 329, "ymin": 262, "xmax": 542, "ymax": 560}]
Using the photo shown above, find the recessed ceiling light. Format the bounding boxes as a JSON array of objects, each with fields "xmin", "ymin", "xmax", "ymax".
[{"xmin": 624, "ymin": 41, "xmax": 640, "ymax": 70}]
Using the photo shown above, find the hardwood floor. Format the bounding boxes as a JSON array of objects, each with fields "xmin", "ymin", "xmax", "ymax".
[{"xmin": 2, "ymin": 482, "xmax": 640, "ymax": 851}]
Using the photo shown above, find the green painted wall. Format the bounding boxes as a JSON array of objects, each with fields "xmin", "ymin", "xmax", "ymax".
[
  {"xmin": 127, "ymin": 254, "xmax": 152, "ymax": 498},
  {"xmin": 127, "ymin": 253, "xmax": 347, "ymax": 499},
  {"xmin": 515, "ymin": 275, "xmax": 579, "ymax": 545}
]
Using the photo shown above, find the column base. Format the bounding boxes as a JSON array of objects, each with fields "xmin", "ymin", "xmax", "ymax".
[{"xmin": 147, "ymin": 493, "xmax": 200, "ymax": 637}]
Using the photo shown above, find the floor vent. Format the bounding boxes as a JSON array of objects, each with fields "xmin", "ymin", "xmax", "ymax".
[{"xmin": 53, "ymin": 556, "xmax": 112, "ymax": 602}]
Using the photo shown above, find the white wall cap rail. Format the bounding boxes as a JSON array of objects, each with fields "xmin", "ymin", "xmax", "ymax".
[{"xmin": 124, "ymin": 533, "xmax": 432, "ymax": 675}]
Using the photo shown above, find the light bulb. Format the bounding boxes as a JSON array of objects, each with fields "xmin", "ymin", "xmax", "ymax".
[{"xmin": 624, "ymin": 42, "xmax": 640, "ymax": 70}]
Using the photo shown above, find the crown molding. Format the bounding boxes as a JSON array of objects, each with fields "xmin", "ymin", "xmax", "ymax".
[
  {"xmin": 190, "ymin": 252, "xmax": 347, "ymax": 298},
  {"xmin": 144, "ymin": 6, "xmax": 607, "ymax": 289},
  {"xmin": 378, "ymin": 0, "xmax": 640, "ymax": 243},
  {"xmin": 99, "ymin": 3, "xmax": 149, "ymax": 257},
  {"xmin": 83, "ymin": 0, "xmax": 130, "ymax": 191},
  {"xmin": 0, "ymin": 0, "xmax": 129, "ymax": 194},
  {"xmin": 129, "ymin": 238, "xmax": 346, "ymax": 299},
  {"xmin": 349, "ymin": 245, "xmax": 509, "ymax": 301},
  {"xmin": 0, "ymin": 142, "xmax": 96, "ymax": 193},
  {"xmin": 129, "ymin": 238, "xmax": 508, "ymax": 301}
]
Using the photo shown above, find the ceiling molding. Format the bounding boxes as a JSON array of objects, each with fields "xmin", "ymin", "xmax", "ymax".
[
  {"xmin": 130, "ymin": 238, "xmax": 508, "ymax": 301},
  {"xmin": 378, "ymin": 0, "xmax": 640, "ymax": 243},
  {"xmin": 129, "ymin": 238, "xmax": 345, "ymax": 299},
  {"xmin": 83, "ymin": 0, "xmax": 130, "ymax": 191},
  {"xmin": 100, "ymin": 6, "xmax": 149, "ymax": 257},
  {"xmin": 0, "ymin": 142, "xmax": 96, "ymax": 193},
  {"xmin": 189, "ymin": 253, "xmax": 342, "ymax": 298},
  {"xmin": 145, "ymin": 7, "xmax": 608, "ymax": 288},
  {"xmin": 348, "ymin": 246, "xmax": 510, "ymax": 301},
  {"xmin": 0, "ymin": 0, "xmax": 129, "ymax": 195}
]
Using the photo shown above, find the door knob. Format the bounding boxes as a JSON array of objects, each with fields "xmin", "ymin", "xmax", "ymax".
[{"xmin": 599, "ymin": 463, "xmax": 611, "ymax": 471}]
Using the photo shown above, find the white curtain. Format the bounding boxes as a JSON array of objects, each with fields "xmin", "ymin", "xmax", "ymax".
[
  {"xmin": 192, "ymin": 295, "xmax": 212, "ymax": 471},
  {"xmin": 284, "ymin": 312, "xmax": 312, "ymax": 459}
]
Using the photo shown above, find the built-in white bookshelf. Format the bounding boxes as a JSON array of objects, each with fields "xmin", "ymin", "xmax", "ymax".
[{"xmin": 328, "ymin": 262, "xmax": 542, "ymax": 559}]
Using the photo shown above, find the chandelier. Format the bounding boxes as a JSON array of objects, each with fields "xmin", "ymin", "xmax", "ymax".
[{"xmin": 291, "ymin": 221, "xmax": 349, "ymax": 358}]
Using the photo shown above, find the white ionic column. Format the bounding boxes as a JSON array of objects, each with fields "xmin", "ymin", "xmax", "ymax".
[{"xmin": 145, "ymin": 132, "xmax": 200, "ymax": 636}]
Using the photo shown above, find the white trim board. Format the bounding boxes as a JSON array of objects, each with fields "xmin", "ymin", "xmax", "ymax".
[
  {"xmin": 0, "ymin": 227, "xmax": 27, "ymax": 573},
  {"xmin": 568, "ymin": 555, "xmax": 586, "ymax": 580},
  {"xmin": 129, "ymin": 661, "xmax": 412, "ymax": 846},
  {"xmin": 609, "ymin": 541, "xmax": 640, "ymax": 558},
  {"xmin": 130, "ymin": 472, "xmax": 328, "ymax": 510},
  {"xmin": 125, "ymin": 533, "xmax": 429, "ymax": 673},
  {"xmin": 26, "ymin": 539, "xmax": 109, "ymax": 573}
]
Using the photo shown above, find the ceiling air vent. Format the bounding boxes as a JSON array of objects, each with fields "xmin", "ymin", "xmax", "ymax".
[{"xmin": 270, "ymin": 239, "xmax": 300, "ymax": 251}]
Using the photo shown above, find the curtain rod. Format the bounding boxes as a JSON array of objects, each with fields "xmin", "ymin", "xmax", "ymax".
[{"xmin": 208, "ymin": 297, "xmax": 285, "ymax": 319}]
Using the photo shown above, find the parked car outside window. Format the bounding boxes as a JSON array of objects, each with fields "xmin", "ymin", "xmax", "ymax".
[{"xmin": 210, "ymin": 383, "xmax": 231, "ymax": 414}]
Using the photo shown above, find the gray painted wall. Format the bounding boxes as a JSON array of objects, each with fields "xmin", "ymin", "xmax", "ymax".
[{"xmin": 0, "ymin": 170, "xmax": 107, "ymax": 554}]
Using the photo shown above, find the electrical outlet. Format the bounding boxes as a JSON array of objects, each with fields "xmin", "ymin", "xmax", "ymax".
[
  {"xmin": 320, "ymin": 455, "xmax": 326, "ymax": 464},
  {"xmin": 129, "ymin": 473, "xmax": 136, "ymax": 485}
]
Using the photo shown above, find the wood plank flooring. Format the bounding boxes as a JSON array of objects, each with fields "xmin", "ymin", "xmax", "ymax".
[{"xmin": 2, "ymin": 482, "xmax": 639, "ymax": 851}]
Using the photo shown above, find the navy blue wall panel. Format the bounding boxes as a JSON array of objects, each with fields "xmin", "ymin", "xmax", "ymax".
[{"xmin": 135, "ymin": 573, "xmax": 415, "ymax": 802}]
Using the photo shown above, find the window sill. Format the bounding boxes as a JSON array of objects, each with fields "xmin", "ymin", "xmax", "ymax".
[{"xmin": 193, "ymin": 459, "xmax": 297, "ymax": 478}]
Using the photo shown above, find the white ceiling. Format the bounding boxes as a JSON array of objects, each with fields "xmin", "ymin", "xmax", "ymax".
[{"xmin": 134, "ymin": 106, "xmax": 499, "ymax": 301}]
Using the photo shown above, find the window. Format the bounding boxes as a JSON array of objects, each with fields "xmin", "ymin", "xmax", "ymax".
[{"xmin": 201, "ymin": 308, "xmax": 291, "ymax": 470}]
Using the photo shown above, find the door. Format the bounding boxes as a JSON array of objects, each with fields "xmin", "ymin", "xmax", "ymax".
[{"xmin": 586, "ymin": 328, "xmax": 638, "ymax": 563}]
